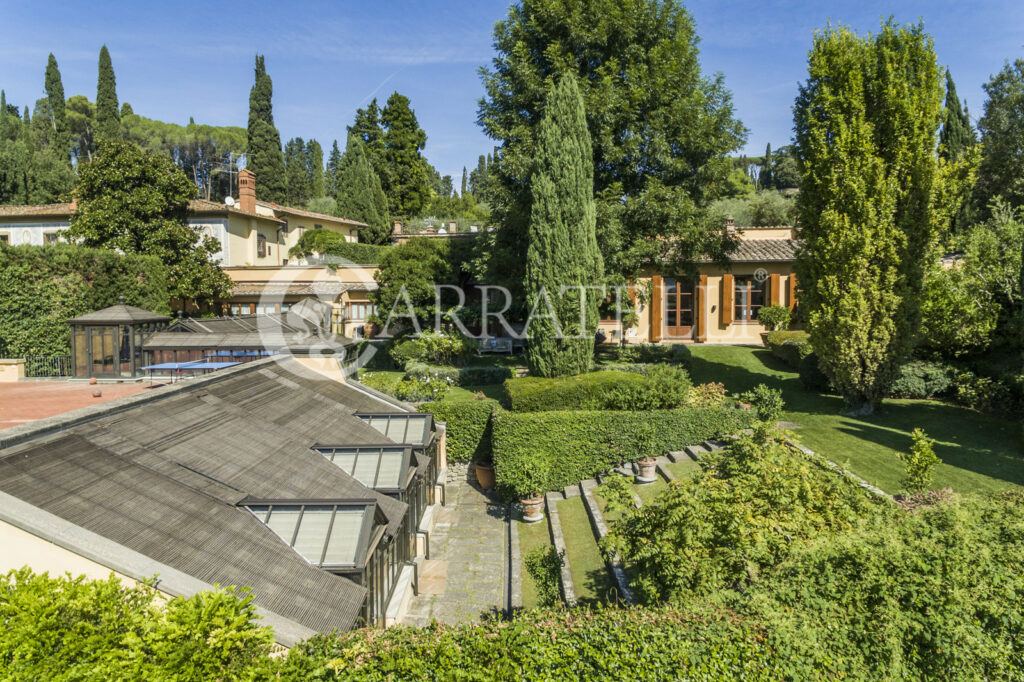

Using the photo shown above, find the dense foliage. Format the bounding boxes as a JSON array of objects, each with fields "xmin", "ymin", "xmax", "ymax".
[
  {"xmin": 67, "ymin": 141, "xmax": 230, "ymax": 303},
  {"xmin": 246, "ymin": 55, "xmax": 287, "ymax": 204},
  {"xmin": 478, "ymin": 0, "xmax": 745, "ymax": 297},
  {"xmin": 504, "ymin": 365, "xmax": 692, "ymax": 412},
  {"xmin": 975, "ymin": 58, "xmax": 1024, "ymax": 212},
  {"xmin": 0, "ymin": 243, "xmax": 169, "ymax": 356},
  {"xmin": 764, "ymin": 330, "xmax": 811, "ymax": 368},
  {"xmin": 94, "ymin": 46, "xmax": 120, "ymax": 143},
  {"xmin": 0, "ymin": 570, "xmax": 275, "ymax": 681},
  {"xmin": 493, "ymin": 406, "xmax": 755, "ymax": 496},
  {"xmin": 335, "ymin": 132, "xmax": 391, "ymax": 244},
  {"xmin": 371, "ymin": 238, "xmax": 475, "ymax": 330},
  {"xmin": 794, "ymin": 22, "xmax": 944, "ymax": 413},
  {"xmin": 288, "ymin": 229, "xmax": 388, "ymax": 265},
  {"xmin": 418, "ymin": 399, "xmax": 498, "ymax": 463},
  {"xmin": 524, "ymin": 74, "xmax": 603, "ymax": 377}
]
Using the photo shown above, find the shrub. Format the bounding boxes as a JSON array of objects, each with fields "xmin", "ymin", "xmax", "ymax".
[
  {"xmin": 419, "ymin": 399, "xmax": 498, "ymax": 463},
  {"xmin": 357, "ymin": 371, "xmax": 403, "ymax": 395},
  {"xmin": 387, "ymin": 329, "xmax": 475, "ymax": 369},
  {"xmin": 288, "ymin": 228, "xmax": 387, "ymax": 264},
  {"xmin": 493, "ymin": 406, "xmax": 757, "ymax": 497},
  {"xmin": 387, "ymin": 338, "xmax": 426, "ymax": 368},
  {"xmin": 523, "ymin": 546, "xmax": 565, "ymax": 608},
  {"xmin": 897, "ymin": 428, "xmax": 941, "ymax": 493},
  {"xmin": 766, "ymin": 330, "xmax": 811, "ymax": 368},
  {"xmin": 603, "ymin": 427, "xmax": 885, "ymax": 602},
  {"xmin": 738, "ymin": 384, "xmax": 785, "ymax": 423},
  {"xmin": 757, "ymin": 304, "xmax": 792, "ymax": 331},
  {"xmin": 350, "ymin": 339, "xmax": 396, "ymax": 370},
  {"xmin": 688, "ymin": 382, "xmax": 728, "ymax": 408},
  {"xmin": 798, "ymin": 353, "xmax": 830, "ymax": 391},
  {"xmin": 602, "ymin": 343, "xmax": 682, "ymax": 364},
  {"xmin": 951, "ymin": 370, "xmax": 1013, "ymax": 414},
  {"xmin": 888, "ymin": 360, "xmax": 953, "ymax": 399},
  {"xmin": 406, "ymin": 362, "xmax": 512, "ymax": 386},
  {"xmin": 391, "ymin": 374, "xmax": 453, "ymax": 402},
  {"xmin": 505, "ymin": 366, "xmax": 692, "ymax": 412}
]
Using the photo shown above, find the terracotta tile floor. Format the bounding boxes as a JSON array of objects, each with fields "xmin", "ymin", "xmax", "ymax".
[{"xmin": 0, "ymin": 381, "xmax": 167, "ymax": 431}]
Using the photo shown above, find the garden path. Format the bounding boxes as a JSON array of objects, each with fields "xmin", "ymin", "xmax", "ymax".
[{"xmin": 400, "ymin": 465, "xmax": 509, "ymax": 626}]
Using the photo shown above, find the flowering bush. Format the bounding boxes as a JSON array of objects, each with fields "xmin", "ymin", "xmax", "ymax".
[{"xmin": 392, "ymin": 373, "xmax": 454, "ymax": 402}]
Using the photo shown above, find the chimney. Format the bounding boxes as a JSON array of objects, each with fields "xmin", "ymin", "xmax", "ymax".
[
  {"xmin": 70, "ymin": 197, "xmax": 78, "ymax": 211},
  {"xmin": 238, "ymin": 169, "xmax": 256, "ymax": 214}
]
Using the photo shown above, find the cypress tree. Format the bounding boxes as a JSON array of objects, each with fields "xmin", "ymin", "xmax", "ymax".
[
  {"xmin": 307, "ymin": 139, "xmax": 325, "ymax": 199},
  {"xmin": 44, "ymin": 54, "xmax": 69, "ymax": 164},
  {"xmin": 350, "ymin": 99, "xmax": 385, "ymax": 174},
  {"xmin": 794, "ymin": 22, "xmax": 943, "ymax": 413},
  {"xmin": 284, "ymin": 136, "xmax": 309, "ymax": 205},
  {"xmin": 939, "ymin": 70, "xmax": 976, "ymax": 161},
  {"xmin": 325, "ymin": 139, "xmax": 342, "ymax": 198},
  {"xmin": 336, "ymin": 132, "xmax": 391, "ymax": 244},
  {"xmin": 761, "ymin": 143, "xmax": 772, "ymax": 190},
  {"xmin": 380, "ymin": 92, "xmax": 430, "ymax": 218},
  {"xmin": 95, "ymin": 46, "xmax": 120, "ymax": 141},
  {"xmin": 461, "ymin": 166, "xmax": 468, "ymax": 197},
  {"xmin": 524, "ymin": 74, "xmax": 603, "ymax": 377},
  {"xmin": 246, "ymin": 55, "xmax": 287, "ymax": 204}
]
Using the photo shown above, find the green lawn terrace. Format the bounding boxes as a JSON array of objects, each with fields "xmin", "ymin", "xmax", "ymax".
[{"xmin": 683, "ymin": 345, "xmax": 1024, "ymax": 495}]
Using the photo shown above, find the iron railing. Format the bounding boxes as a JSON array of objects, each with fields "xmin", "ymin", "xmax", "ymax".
[{"xmin": 23, "ymin": 354, "xmax": 73, "ymax": 378}]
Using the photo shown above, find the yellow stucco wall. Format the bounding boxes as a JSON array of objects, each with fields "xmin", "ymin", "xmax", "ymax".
[{"xmin": 0, "ymin": 519, "xmax": 143, "ymax": 587}]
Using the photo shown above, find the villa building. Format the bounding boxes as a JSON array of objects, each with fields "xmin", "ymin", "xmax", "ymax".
[{"xmin": 0, "ymin": 356, "xmax": 448, "ymax": 645}]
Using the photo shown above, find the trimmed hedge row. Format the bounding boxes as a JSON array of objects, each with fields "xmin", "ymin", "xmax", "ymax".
[
  {"xmin": 504, "ymin": 366, "xmax": 692, "ymax": 412},
  {"xmin": 418, "ymin": 399, "xmax": 498, "ymax": 463},
  {"xmin": 492, "ymin": 407, "xmax": 757, "ymax": 497},
  {"xmin": 406, "ymin": 362, "xmax": 512, "ymax": 386},
  {"xmin": 766, "ymin": 330, "xmax": 812, "ymax": 368}
]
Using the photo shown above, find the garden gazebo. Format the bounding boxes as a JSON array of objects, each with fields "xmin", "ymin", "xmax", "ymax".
[{"xmin": 68, "ymin": 298, "xmax": 170, "ymax": 379}]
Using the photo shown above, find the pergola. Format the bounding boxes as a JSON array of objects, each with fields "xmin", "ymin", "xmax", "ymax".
[{"xmin": 68, "ymin": 298, "xmax": 170, "ymax": 379}]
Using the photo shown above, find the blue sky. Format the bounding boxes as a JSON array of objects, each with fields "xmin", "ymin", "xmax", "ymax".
[{"xmin": 2, "ymin": 0, "xmax": 1022, "ymax": 183}]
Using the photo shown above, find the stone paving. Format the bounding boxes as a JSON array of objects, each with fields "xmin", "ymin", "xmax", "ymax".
[{"xmin": 401, "ymin": 464, "xmax": 508, "ymax": 626}]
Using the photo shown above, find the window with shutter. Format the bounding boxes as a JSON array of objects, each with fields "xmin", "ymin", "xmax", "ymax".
[{"xmin": 722, "ymin": 274, "xmax": 734, "ymax": 325}]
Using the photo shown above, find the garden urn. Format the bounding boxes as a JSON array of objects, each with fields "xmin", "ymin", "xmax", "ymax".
[
  {"xmin": 521, "ymin": 494, "xmax": 544, "ymax": 523},
  {"xmin": 636, "ymin": 457, "xmax": 658, "ymax": 484},
  {"xmin": 475, "ymin": 462, "xmax": 495, "ymax": 490}
]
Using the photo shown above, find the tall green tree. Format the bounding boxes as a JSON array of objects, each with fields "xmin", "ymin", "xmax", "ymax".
[
  {"xmin": 95, "ymin": 46, "xmax": 120, "ymax": 142},
  {"xmin": 525, "ymin": 74, "xmax": 603, "ymax": 377},
  {"xmin": 325, "ymin": 139, "xmax": 342, "ymax": 198},
  {"xmin": 245, "ymin": 55, "xmax": 287, "ymax": 204},
  {"xmin": 975, "ymin": 59, "xmax": 1024, "ymax": 212},
  {"xmin": 939, "ymin": 70, "xmax": 976, "ymax": 161},
  {"xmin": 479, "ymin": 0, "xmax": 745, "ymax": 297},
  {"xmin": 760, "ymin": 143, "xmax": 772, "ymax": 190},
  {"xmin": 336, "ymin": 132, "xmax": 391, "ymax": 244},
  {"xmin": 794, "ymin": 21, "xmax": 943, "ymax": 413},
  {"xmin": 350, "ymin": 99, "xmax": 386, "ymax": 175},
  {"xmin": 44, "ymin": 54, "xmax": 69, "ymax": 164},
  {"xmin": 284, "ymin": 136, "xmax": 310, "ymax": 205},
  {"xmin": 380, "ymin": 92, "xmax": 430, "ymax": 218},
  {"xmin": 307, "ymin": 138, "xmax": 324, "ymax": 199},
  {"xmin": 68, "ymin": 141, "xmax": 231, "ymax": 304},
  {"xmin": 460, "ymin": 166, "xmax": 467, "ymax": 198}
]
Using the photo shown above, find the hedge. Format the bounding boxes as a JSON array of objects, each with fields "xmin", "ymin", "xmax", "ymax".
[
  {"xmin": 419, "ymin": 399, "xmax": 498, "ymax": 463},
  {"xmin": 406, "ymin": 362, "xmax": 512, "ymax": 386},
  {"xmin": 0, "ymin": 244, "xmax": 170, "ymax": 356},
  {"xmin": 492, "ymin": 406, "xmax": 756, "ymax": 497},
  {"xmin": 766, "ymin": 330, "xmax": 811, "ymax": 368},
  {"xmin": 504, "ymin": 366, "xmax": 691, "ymax": 412}
]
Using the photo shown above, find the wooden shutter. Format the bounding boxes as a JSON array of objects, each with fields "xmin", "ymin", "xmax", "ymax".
[
  {"xmin": 721, "ymin": 274, "xmax": 734, "ymax": 325},
  {"xmin": 770, "ymin": 273, "xmax": 781, "ymax": 306},
  {"xmin": 696, "ymin": 274, "xmax": 708, "ymax": 342},
  {"xmin": 651, "ymin": 276, "xmax": 663, "ymax": 342},
  {"xmin": 788, "ymin": 274, "xmax": 798, "ymax": 310}
]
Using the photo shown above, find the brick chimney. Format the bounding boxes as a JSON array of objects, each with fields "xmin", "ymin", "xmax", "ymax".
[{"xmin": 238, "ymin": 169, "xmax": 256, "ymax": 214}]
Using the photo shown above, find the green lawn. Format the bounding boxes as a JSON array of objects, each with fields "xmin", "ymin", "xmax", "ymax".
[
  {"xmin": 685, "ymin": 345, "xmax": 1024, "ymax": 495},
  {"xmin": 516, "ymin": 515, "xmax": 552, "ymax": 610},
  {"xmin": 555, "ymin": 496, "xmax": 616, "ymax": 605}
]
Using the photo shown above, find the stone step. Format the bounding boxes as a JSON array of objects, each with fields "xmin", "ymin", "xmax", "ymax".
[
  {"xmin": 683, "ymin": 444, "xmax": 707, "ymax": 461},
  {"xmin": 657, "ymin": 461, "xmax": 676, "ymax": 482},
  {"xmin": 666, "ymin": 450, "xmax": 687, "ymax": 463},
  {"xmin": 702, "ymin": 439, "xmax": 727, "ymax": 451}
]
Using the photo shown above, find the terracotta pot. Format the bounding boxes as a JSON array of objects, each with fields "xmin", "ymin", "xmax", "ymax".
[
  {"xmin": 521, "ymin": 494, "xmax": 544, "ymax": 523},
  {"xmin": 636, "ymin": 457, "xmax": 658, "ymax": 484},
  {"xmin": 474, "ymin": 462, "xmax": 495, "ymax": 490},
  {"xmin": 760, "ymin": 331, "xmax": 771, "ymax": 348}
]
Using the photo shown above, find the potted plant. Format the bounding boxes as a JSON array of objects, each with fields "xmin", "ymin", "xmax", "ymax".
[
  {"xmin": 518, "ymin": 467, "xmax": 546, "ymax": 523},
  {"xmin": 521, "ymin": 492, "xmax": 545, "ymax": 523},
  {"xmin": 474, "ymin": 454, "xmax": 495, "ymax": 491},
  {"xmin": 636, "ymin": 456, "xmax": 658, "ymax": 484},
  {"xmin": 757, "ymin": 304, "xmax": 792, "ymax": 347}
]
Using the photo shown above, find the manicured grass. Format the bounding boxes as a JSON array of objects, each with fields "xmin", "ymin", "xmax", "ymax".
[
  {"xmin": 555, "ymin": 496, "xmax": 616, "ymax": 604},
  {"xmin": 685, "ymin": 345, "xmax": 1024, "ymax": 495},
  {"xmin": 516, "ymin": 515, "xmax": 552, "ymax": 610},
  {"xmin": 634, "ymin": 475, "xmax": 669, "ymax": 505},
  {"xmin": 665, "ymin": 457, "xmax": 701, "ymax": 480}
]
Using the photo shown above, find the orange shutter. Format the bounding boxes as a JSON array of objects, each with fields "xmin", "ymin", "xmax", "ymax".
[
  {"xmin": 651, "ymin": 276, "xmax": 663, "ymax": 342},
  {"xmin": 788, "ymin": 274, "xmax": 798, "ymax": 310},
  {"xmin": 721, "ymin": 274, "xmax": 734, "ymax": 325},
  {"xmin": 770, "ymin": 273, "xmax": 781, "ymax": 306},
  {"xmin": 696, "ymin": 274, "xmax": 708, "ymax": 342}
]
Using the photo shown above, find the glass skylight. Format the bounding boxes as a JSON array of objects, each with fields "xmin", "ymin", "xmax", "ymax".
[
  {"xmin": 246, "ymin": 503, "xmax": 372, "ymax": 568},
  {"xmin": 319, "ymin": 446, "xmax": 409, "ymax": 490},
  {"xmin": 357, "ymin": 414, "xmax": 431, "ymax": 447}
]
